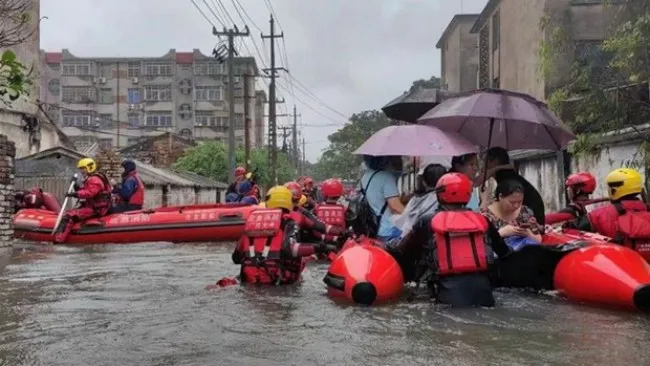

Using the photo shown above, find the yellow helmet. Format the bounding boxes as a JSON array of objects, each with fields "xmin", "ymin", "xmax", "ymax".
[
  {"xmin": 77, "ymin": 157, "xmax": 97, "ymax": 174},
  {"xmin": 298, "ymin": 194, "xmax": 308, "ymax": 207},
  {"xmin": 605, "ymin": 168, "xmax": 643, "ymax": 200},
  {"xmin": 265, "ymin": 186, "xmax": 294, "ymax": 211}
]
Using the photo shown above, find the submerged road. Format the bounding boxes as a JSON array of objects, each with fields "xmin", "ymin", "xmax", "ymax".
[{"xmin": 0, "ymin": 242, "xmax": 649, "ymax": 366}]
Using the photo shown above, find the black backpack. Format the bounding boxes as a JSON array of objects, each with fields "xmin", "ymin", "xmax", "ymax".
[{"xmin": 345, "ymin": 170, "xmax": 388, "ymax": 238}]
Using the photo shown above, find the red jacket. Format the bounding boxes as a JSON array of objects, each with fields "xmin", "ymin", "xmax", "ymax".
[{"xmin": 78, "ymin": 172, "xmax": 113, "ymax": 213}]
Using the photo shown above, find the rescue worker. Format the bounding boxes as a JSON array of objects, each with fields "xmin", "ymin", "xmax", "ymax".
[
  {"xmin": 54, "ymin": 158, "xmax": 113, "ymax": 243},
  {"xmin": 545, "ymin": 172, "xmax": 598, "ymax": 225},
  {"xmin": 301, "ymin": 177, "xmax": 323, "ymax": 205},
  {"xmin": 14, "ymin": 188, "xmax": 61, "ymax": 213},
  {"xmin": 420, "ymin": 172, "xmax": 510, "ymax": 307},
  {"xmin": 312, "ymin": 178, "xmax": 347, "ymax": 243},
  {"xmin": 226, "ymin": 166, "xmax": 246, "ymax": 197},
  {"xmin": 235, "ymin": 179, "xmax": 259, "ymax": 205},
  {"xmin": 568, "ymin": 168, "xmax": 650, "ymax": 260},
  {"xmin": 285, "ymin": 181, "xmax": 347, "ymax": 241},
  {"xmin": 231, "ymin": 186, "xmax": 333, "ymax": 285},
  {"xmin": 110, "ymin": 159, "xmax": 145, "ymax": 213}
]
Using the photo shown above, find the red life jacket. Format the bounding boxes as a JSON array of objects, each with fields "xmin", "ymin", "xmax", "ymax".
[
  {"xmin": 312, "ymin": 203, "xmax": 346, "ymax": 241},
  {"xmin": 123, "ymin": 171, "xmax": 145, "ymax": 205},
  {"xmin": 430, "ymin": 210, "xmax": 490, "ymax": 276},
  {"xmin": 239, "ymin": 209, "xmax": 304, "ymax": 285},
  {"xmin": 84, "ymin": 172, "xmax": 113, "ymax": 211},
  {"xmin": 588, "ymin": 200, "xmax": 650, "ymax": 261}
]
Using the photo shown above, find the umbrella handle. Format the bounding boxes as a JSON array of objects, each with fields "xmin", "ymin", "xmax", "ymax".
[{"xmin": 480, "ymin": 118, "xmax": 495, "ymax": 192}]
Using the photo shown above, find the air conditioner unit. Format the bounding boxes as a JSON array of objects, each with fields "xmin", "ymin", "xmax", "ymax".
[
  {"xmin": 128, "ymin": 104, "xmax": 135, "ymax": 110},
  {"xmin": 99, "ymin": 77, "xmax": 107, "ymax": 84},
  {"xmin": 132, "ymin": 77, "xmax": 139, "ymax": 84},
  {"xmin": 92, "ymin": 77, "xmax": 98, "ymax": 84},
  {"xmin": 136, "ymin": 104, "xmax": 143, "ymax": 110}
]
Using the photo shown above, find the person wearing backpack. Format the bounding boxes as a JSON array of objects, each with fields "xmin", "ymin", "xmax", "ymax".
[
  {"xmin": 355, "ymin": 155, "xmax": 406, "ymax": 242},
  {"xmin": 568, "ymin": 168, "xmax": 650, "ymax": 261}
]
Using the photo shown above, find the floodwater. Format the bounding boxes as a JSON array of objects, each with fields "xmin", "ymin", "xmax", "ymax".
[{"xmin": 0, "ymin": 242, "xmax": 649, "ymax": 366}]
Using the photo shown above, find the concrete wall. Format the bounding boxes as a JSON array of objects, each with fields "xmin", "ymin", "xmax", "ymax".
[
  {"xmin": 514, "ymin": 139, "xmax": 648, "ymax": 212},
  {"xmin": 1, "ymin": 0, "xmax": 62, "ymax": 158},
  {"xmin": 440, "ymin": 17, "xmax": 478, "ymax": 93},
  {"xmin": 0, "ymin": 135, "xmax": 16, "ymax": 246}
]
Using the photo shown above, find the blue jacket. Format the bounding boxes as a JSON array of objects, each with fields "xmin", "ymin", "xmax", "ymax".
[{"xmin": 113, "ymin": 175, "xmax": 138, "ymax": 202}]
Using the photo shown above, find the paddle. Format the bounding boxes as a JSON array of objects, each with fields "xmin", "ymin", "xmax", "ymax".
[{"xmin": 52, "ymin": 174, "xmax": 78, "ymax": 235}]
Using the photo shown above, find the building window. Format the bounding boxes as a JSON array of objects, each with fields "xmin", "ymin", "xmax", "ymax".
[
  {"xmin": 98, "ymin": 114, "xmax": 113, "ymax": 129},
  {"xmin": 145, "ymin": 112, "xmax": 173, "ymax": 127},
  {"xmin": 144, "ymin": 85, "xmax": 172, "ymax": 101},
  {"xmin": 193, "ymin": 62, "xmax": 224, "ymax": 75},
  {"xmin": 128, "ymin": 114, "xmax": 140, "ymax": 128},
  {"xmin": 492, "ymin": 11, "xmax": 500, "ymax": 52},
  {"xmin": 235, "ymin": 113, "xmax": 244, "ymax": 128},
  {"xmin": 99, "ymin": 88, "xmax": 113, "ymax": 104},
  {"xmin": 48, "ymin": 79, "xmax": 60, "ymax": 95},
  {"xmin": 127, "ymin": 88, "xmax": 141, "ymax": 104},
  {"xmin": 179, "ymin": 128, "xmax": 192, "ymax": 139},
  {"xmin": 195, "ymin": 86, "xmax": 222, "ymax": 101},
  {"xmin": 71, "ymin": 136, "xmax": 97, "ymax": 150},
  {"xmin": 48, "ymin": 63, "xmax": 60, "ymax": 71},
  {"xmin": 62, "ymin": 63, "xmax": 91, "ymax": 76},
  {"xmin": 98, "ymin": 63, "xmax": 114, "ymax": 78},
  {"xmin": 195, "ymin": 111, "xmax": 228, "ymax": 126},
  {"xmin": 143, "ymin": 62, "xmax": 172, "ymax": 76},
  {"xmin": 62, "ymin": 111, "xmax": 93, "ymax": 127},
  {"xmin": 127, "ymin": 137, "xmax": 144, "ymax": 145},
  {"xmin": 128, "ymin": 62, "xmax": 141, "ymax": 78},
  {"xmin": 99, "ymin": 138, "xmax": 113, "ymax": 150},
  {"xmin": 61, "ymin": 86, "xmax": 96, "ymax": 103}
]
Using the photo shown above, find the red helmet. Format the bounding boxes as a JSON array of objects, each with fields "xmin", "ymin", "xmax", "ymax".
[
  {"xmin": 565, "ymin": 172, "xmax": 596, "ymax": 194},
  {"xmin": 321, "ymin": 178, "xmax": 344, "ymax": 198},
  {"xmin": 284, "ymin": 181, "xmax": 302, "ymax": 201},
  {"xmin": 435, "ymin": 173, "xmax": 473, "ymax": 204},
  {"xmin": 302, "ymin": 177, "xmax": 314, "ymax": 190},
  {"xmin": 234, "ymin": 166, "xmax": 245, "ymax": 177}
]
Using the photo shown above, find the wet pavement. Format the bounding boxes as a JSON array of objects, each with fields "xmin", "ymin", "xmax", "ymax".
[{"xmin": 0, "ymin": 242, "xmax": 649, "ymax": 366}]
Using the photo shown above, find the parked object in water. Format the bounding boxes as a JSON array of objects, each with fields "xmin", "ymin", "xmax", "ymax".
[{"xmin": 13, "ymin": 203, "xmax": 259, "ymax": 245}]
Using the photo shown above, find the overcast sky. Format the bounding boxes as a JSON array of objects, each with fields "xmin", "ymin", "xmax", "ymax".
[{"xmin": 40, "ymin": 0, "xmax": 488, "ymax": 162}]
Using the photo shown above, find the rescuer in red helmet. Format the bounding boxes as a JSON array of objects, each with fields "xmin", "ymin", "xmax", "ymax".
[
  {"xmin": 284, "ymin": 181, "xmax": 347, "ymax": 242},
  {"xmin": 390, "ymin": 172, "xmax": 510, "ymax": 308},
  {"xmin": 310, "ymin": 178, "xmax": 347, "ymax": 244},
  {"xmin": 545, "ymin": 172, "xmax": 604, "ymax": 226},
  {"xmin": 226, "ymin": 166, "xmax": 247, "ymax": 199}
]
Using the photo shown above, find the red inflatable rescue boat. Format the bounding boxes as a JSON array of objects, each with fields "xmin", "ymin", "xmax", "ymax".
[
  {"xmin": 554, "ymin": 244, "xmax": 650, "ymax": 312},
  {"xmin": 13, "ymin": 204, "xmax": 259, "ymax": 245},
  {"xmin": 324, "ymin": 237, "xmax": 404, "ymax": 305}
]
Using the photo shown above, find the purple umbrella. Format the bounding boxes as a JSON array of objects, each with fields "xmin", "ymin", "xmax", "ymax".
[
  {"xmin": 354, "ymin": 124, "xmax": 478, "ymax": 156},
  {"xmin": 417, "ymin": 88, "xmax": 576, "ymax": 150}
]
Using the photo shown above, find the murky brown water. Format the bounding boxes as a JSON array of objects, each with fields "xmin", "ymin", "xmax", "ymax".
[{"xmin": 0, "ymin": 242, "xmax": 649, "ymax": 366}]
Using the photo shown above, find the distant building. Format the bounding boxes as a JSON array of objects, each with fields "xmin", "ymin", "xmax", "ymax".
[
  {"xmin": 0, "ymin": 0, "xmax": 70, "ymax": 157},
  {"xmin": 40, "ymin": 48, "xmax": 264, "ymax": 150},
  {"xmin": 254, "ymin": 90, "xmax": 267, "ymax": 147},
  {"xmin": 436, "ymin": 14, "xmax": 479, "ymax": 93}
]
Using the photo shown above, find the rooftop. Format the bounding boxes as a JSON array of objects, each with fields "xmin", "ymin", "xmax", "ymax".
[{"xmin": 435, "ymin": 14, "xmax": 480, "ymax": 49}]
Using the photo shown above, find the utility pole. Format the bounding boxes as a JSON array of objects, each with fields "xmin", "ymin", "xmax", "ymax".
[
  {"xmin": 214, "ymin": 25, "xmax": 250, "ymax": 183},
  {"xmin": 116, "ymin": 62, "xmax": 121, "ymax": 148},
  {"xmin": 262, "ymin": 15, "xmax": 286, "ymax": 185},
  {"xmin": 302, "ymin": 136, "xmax": 306, "ymax": 174},
  {"xmin": 278, "ymin": 126, "xmax": 291, "ymax": 153},
  {"xmin": 291, "ymin": 105, "xmax": 301, "ymax": 171},
  {"xmin": 239, "ymin": 72, "xmax": 253, "ymax": 171}
]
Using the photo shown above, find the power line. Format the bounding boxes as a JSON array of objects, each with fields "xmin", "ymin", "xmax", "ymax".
[{"xmin": 200, "ymin": 0, "xmax": 225, "ymax": 27}]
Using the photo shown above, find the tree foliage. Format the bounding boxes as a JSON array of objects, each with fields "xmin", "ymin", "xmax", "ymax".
[
  {"xmin": 312, "ymin": 110, "xmax": 391, "ymax": 181},
  {"xmin": 408, "ymin": 75, "xmax": 441, "ymax": 92},
  {"xmin": 173, "ymin": 142, "xmax": 294, "ymax": 188},
  {"xmin": 539, "ymin": 0, "xmax": 650, "ymax": 155},
  {"xmin": 0, "ymin": 0, "xmax": 37, "ymax": 105}
]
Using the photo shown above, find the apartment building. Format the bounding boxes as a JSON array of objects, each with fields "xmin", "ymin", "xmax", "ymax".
[
  {"xmin": 468, "ymin": 0, "xmax": 614, "ymax": 100},
  {"xmin": 40, "ymin": 48, "xmax": 262, "ymax": 150},
  {"xmin": 436, "ymin": 14, "xmax": 479, "ymax": 93}
]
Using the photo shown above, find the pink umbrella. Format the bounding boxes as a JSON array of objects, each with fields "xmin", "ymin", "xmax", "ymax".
[
  {"xmin": 354, "ymin": 124, "xmax": 478, "ymax": 156},
  {"xmin": 417, "ymin": 88, "xmax": 575, "ymax": 150}
]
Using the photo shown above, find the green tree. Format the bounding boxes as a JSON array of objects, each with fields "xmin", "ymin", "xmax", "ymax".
[
  {"xmin": 173, "ymin": 142, "xmax": 294, "ymax": 188},
  {"xmin": 540, "ymin": 0, "xmax": 650, "ymax": 154},
  {"xmin": 312, "ymin": 110, "xmax": 391, "ymax": 180},
  {"xmin": 408, "ymin": 75, "xmax": 441, "ymax": 92},
  {"xmin": 0, "ymin": 0, "xmax": 37, "ymax": 105}
]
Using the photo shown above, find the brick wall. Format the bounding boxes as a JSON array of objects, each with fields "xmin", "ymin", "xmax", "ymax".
[
  {"xmin": 0, "ymin": 135, "xmax": 16, "ymax": 246},
  {"xmin": 95, "ymin": 150, "xmax": 122, "ymax": 181}
]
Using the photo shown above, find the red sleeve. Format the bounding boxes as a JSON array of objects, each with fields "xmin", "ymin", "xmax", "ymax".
[
  {"xmin": 76, "ymin": 176, "xmax": 104, "ymax": 199},
  {"xmin": 545, "ymin": 212, "xmax": 576, "ymax": 225},
  {"xmin": 290, "ymin": 242, "xmax": 316, "ymax": 257}
]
